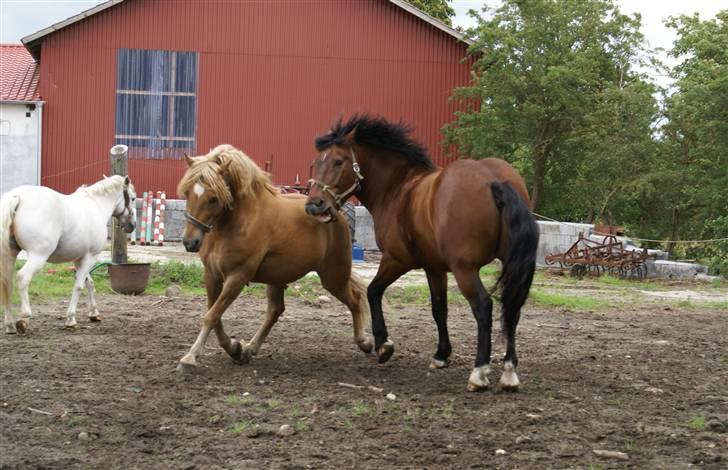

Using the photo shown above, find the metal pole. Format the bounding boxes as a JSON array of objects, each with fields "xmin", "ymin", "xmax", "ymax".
[{"xmin": 110, "ymin": 144, "xmax": 129, "ymax": 264}]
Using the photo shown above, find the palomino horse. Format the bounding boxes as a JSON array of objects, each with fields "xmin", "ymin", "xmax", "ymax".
[
  {"xmin": 0, "ymin": 175, "xmax": 136, "ymax": 334},
  {"xmin": 305, "ymin": 116, "xmax": 539, "ymax": 392},
  {"xmin": 176, "ymin": 144, "xmax": 371, "ymax": 370}
]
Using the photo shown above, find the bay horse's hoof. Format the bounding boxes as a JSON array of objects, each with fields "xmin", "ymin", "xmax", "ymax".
[
  {"xmin": 15, "ymin": 319, "xmax": 28, "ymax": 335},
  {"xmin": 376, "ymin": 340, "xmax": 394, "ymax": 364},
  {"xmin": 228, "ymin": 340, "xmax": 243, "ymax": 362},
  {"xmin": 88, "ymin": 315, "xmax": 102, "ymax": 322},
  {"xmin": 467, "ymin": 365, "xmax": 491, "ymax": 392},
  {"xmin": 499, "ymin": 361, "xmax": 520, "ymax": 392},
  {"xmin": 429, "ymin": 357, "xmax": 450, "ymax": 369}
]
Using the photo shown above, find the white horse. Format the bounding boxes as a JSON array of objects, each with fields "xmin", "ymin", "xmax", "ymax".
[{"xmin": 0, "ymin": 175, "xmax": 136, "ymax": 334}]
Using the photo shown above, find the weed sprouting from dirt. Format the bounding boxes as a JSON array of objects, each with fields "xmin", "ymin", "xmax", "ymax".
[
  {"xmin": 228, "ymin": 420, "xmax": 256, "ymax": 434},
  {"xmin": 224, "ymin": 394, "xmax": 253, "ymax": 406},
  {"xmin": 68, "ymin": 415, "xmax": 88, "ymax": 427},
  {"xmin": 207, "ymin": 415, "xmax": 222, "ymax": 424},
  {"xmin": 268, "ymin": 398, "xmax": 283, "ymax": 410},
  {"xmin": 688, "ymin": 414, "xmax": 706, "ymax": 431},
  {"xmin": 294, "ymin": 420, "xmax": 309, "ymax": 432}
]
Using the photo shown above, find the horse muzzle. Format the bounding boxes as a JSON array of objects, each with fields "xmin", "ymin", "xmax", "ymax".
[
  {"xmin": 123, "ymin": 222, "xmax": 136, "ymax": 234},
  {"xmin": 305, "ymin": 199, "xmax": 337, "ymax": 224},
  {"xmin": 183, "ymin": 236, "xmax": 202, "ymax": 253}
]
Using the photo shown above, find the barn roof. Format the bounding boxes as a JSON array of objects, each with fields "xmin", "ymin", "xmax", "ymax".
[
  {"xmin": 0, "ymin": 45, "xmax": 41, "ymax": 102},
  {"xmin": 21, "ymin": 0, "xmax": 470, "ymax": 60}
]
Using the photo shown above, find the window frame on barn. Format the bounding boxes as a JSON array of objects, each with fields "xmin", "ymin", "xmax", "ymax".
[{"xmin": 114, "ymin": 48, "xmax": 198, "ymax": 160}]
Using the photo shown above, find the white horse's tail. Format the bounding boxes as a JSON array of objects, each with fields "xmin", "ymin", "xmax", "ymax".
[{"xmin": 0, "ymin": 193, "xmax": 21, "ymax": 309}]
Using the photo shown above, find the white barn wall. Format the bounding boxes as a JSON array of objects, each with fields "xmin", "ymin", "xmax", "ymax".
[{"xmin": 0, "ymin": 101, "xmax": 42, "ymax": 195}]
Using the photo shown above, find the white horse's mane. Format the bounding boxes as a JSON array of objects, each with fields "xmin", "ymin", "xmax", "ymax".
[{"xmin": 78, "ymin": 175, "xmax": 132, "ymax": 197}]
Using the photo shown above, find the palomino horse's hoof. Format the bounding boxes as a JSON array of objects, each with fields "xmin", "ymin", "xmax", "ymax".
[
  {"xmin": 15, "ymin": 319, "xmax": 28, "ymax": 335},
  {"xmin": 376, "ymin": 340, "xmax": 395, "ymax": 364},
  {"xmin": 358, "ymin": 338, "xmax": 374, "ymax": 354},
  {"xmin": 429, "ymin": 357, "xmax": 450, "ymax": 369},
  {"xmin": 88, "ymin": 315, "xmax": 102, "ymax": 322}
]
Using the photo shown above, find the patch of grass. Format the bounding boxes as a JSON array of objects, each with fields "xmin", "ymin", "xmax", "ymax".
[
  {"xmin": 587, "ymin": 464, "xmax": 605, "ymax": 470},
  {"xmin": 294, "ymin": 420, "xmax": 309, "ymax": 432},
  {"xmin": 229, "ymin": 419, "xmax": 256, "ymax": 434},
  {"xmin": 530, "ymin": 289, "xmax": 604, "ymax": 311},
  {"xmin": 207, "ymin": 415, "xmax": 222, "ymax": 424},
  {"xmin": 596, "ymin": 275, "xmax": 658, "ymax": 290},
  {"xmin": 268, "ymin": 398, "xmax": 283, "ymax": 410},
  {"xmin": 688, "ymin": 414, "xmax": 706, "ymax": 431},
  {"xmin": 349, "ymin": 400, "xmax": 374, "ymax": 418},
  {"xmin": 624, "ymin": 438, "xmax": 635, "ymax": 451},
  {"xmin": 285, "ymin": 406, "xmax": 306, "ymax": 418},
  {"xmin": 224, "ymin": 394, "xmax": 253, "ymax": 406},
  {"xmin": 68, "ymin": 415, "xmax": 88, "ymax": 427},
  {"xmin": 429, "ymin": 400, "xmax": 455, "ymax": 419}
]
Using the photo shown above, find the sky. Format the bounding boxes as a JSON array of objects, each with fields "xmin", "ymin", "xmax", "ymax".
[{"xmin": 1, "ymin": 0, "xmax": 726, "ymax": 86}]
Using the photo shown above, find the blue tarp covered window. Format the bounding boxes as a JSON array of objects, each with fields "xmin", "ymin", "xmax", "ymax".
[{"xmin": 115, "ymin": 49, "xmax": 198, "ymax": 160}]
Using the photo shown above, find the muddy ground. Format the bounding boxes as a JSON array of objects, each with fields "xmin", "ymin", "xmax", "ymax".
[{"xmin": 1, "ymin": 288, "xmax": 727, "ymax": 469}]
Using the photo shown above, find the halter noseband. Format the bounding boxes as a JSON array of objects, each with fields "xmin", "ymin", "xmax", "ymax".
[
  {"xmin": 308, "ymin": 147, "xmax": 364, "ymax": 211},
  {"xmin": 116, "ymin": 187, "xmax": 133, "ymax": 219},
  {"xmin": 184, "ymin": 211, "xmax": 214, "ymax": 233}
]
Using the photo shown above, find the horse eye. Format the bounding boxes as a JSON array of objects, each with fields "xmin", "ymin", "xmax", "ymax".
[
  {"xmin": 209, "ymin": 197, "xmax": 218, "ymax": 205},
  {"xmin": 334, "ymin": 159, "xmax": 344, "ymax": 167}
]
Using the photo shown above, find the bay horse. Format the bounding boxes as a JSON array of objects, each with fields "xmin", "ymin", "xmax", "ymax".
[
  {"xmin": 305, "ymin": 116, "xmax": 539, "ymax": 392},
  {"xmin": 0, "ymin": 175, "xmax": 136, "ymax": 334},
  {"xmin": 176, "ymin": 144, "xmax": 371, "ymax": 370}
]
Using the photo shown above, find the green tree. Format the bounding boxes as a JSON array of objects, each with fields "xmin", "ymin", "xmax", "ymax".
[
  {"xmin": 661, "ymin": 11, "xmax": 728, "ymax": 254},
  {"xmin": 405, "ymin": 0, "xmax": 455, "ymax": 26},
  {"xmin": 443, "ymin": 0, "xmax": 657, "ymax": 215}
]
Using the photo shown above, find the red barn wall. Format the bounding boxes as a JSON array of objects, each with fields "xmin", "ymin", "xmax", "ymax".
[{"xmin": 37, "ymin": 0, "xmax": 471, "ymax": 196}]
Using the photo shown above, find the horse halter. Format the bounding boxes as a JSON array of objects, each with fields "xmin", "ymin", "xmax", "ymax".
[
  {"xmin": 184, "ymin": 211, "xmax": 214, "ymax": 233},
  {"xmin": 308, "ymin": 147, "xmax": 364, "ymax": 211},
  {"xmin": 117, "ymin": 187, "xmax": 133, "ymax": 218}
]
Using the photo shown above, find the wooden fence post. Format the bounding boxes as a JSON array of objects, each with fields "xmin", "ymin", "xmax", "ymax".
[{"xmin": 110, "ymin": 144, "xmax": 129, "ymax": 264}]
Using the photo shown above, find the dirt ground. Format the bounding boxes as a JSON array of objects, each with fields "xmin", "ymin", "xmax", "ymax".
[{"xmin": 1, "ymin": 288, "xmax": 727, "ymax": 469}]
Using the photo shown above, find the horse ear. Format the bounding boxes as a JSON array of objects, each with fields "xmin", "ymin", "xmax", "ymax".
[
  {"xmin": 344, "ymin": 126, "xmax": 357, "ymax": 145},
  {"xmin": 184, "ymin": 154, "xmax": 195, "ymax": 167},
  {"xmin": 102, "ymin": 174, "xmax": 108, "ymax": 179},
  {"xmin": 124, "ymin": 176, "xmax": 130, "ymax": 186}
]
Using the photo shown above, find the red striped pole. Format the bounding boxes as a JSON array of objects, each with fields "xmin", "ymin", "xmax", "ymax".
[
  {"xmin": 139, "ymin": 191, "xmax": 148, "ymax": 245},
  {"xmin": 145, "ymin": 191, "xmax": 153, "ymax": 245},
  {"xmin": 153, "ymin": 191, "xmax": 161, "ymax": 246},
  {"xmin": 157, "ymin": 191, "xmax": 166, "ymax": 246}
]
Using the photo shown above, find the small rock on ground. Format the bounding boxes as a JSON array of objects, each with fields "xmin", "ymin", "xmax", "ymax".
[{"xmin": 165, "ymin": 284, "xmax": 182, "ymax": 297}]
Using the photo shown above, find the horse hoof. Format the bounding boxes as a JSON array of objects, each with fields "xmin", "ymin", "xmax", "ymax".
[
  {"xmin": 240, "ymin": 347, "xmax": 254, "ymax": 365},
  {"xmin": 467, "ymin": 365, "xmax": 491, "ymax": 392},
  {"xmin": 5, "ymin": 324, "xmax": 17, "ymax": 335},
  {"xmin": 15, "ymin": 319, "xmax": 28, "ymax": 335},
  {"xmin": 376, "ymin": 341, "xmax": 394, "ymax": 364},
  {"xmin": 467, "ymin": 381, "xmax": 489, "ymax": 392},
  {"xmin": 429, "ymin": 357, "xmax": 449, "ymax": 369},
  {"xmin": 88, "ymin": 315, "xmax": 102, "ymax": 322},
  {"xmin": 176, "ymin": 360, "xmax": 198, "ymax": 373},
  {"xmin": 499, "ymin": 362, "xmax": 520, "ymax": 392},
  {"xmin": 358, "ymin": 338, "xmax": 374, "ymax": 354},
  {"xmin": 228, "ymin": 340, "xmax": 243, "ymax": 362}
]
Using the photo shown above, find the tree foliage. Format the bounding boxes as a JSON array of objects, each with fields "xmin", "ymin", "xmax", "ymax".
[
  {"xmin": 404, "ymin": 0, "xmax": 455, "ymax": 26},
  {"xmin": 444, "ymin": 0, "xmax": 657, "ymax": 216}
]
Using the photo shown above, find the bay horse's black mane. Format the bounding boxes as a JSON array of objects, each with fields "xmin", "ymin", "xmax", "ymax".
[{"xmin": 315, "ymin": 115, "xmax": 436, "ymax": 171}]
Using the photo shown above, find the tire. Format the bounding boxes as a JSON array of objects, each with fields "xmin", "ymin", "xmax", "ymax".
[{"xmin": 341, "ymin": 202, "xmax": 356, "ymax": 243}]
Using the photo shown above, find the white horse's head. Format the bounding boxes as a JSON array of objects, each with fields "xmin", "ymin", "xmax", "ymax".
[{"xmin": 112, "ymin": 176, "xmax": 137, "ymax": 234}]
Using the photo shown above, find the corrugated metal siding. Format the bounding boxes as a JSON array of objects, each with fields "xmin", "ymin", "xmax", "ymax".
[{"xmin": 38, "ymin": 0, "xmax": 471, "ymax": 195}]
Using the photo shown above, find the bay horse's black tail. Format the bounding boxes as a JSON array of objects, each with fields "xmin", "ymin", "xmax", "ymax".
[{"xmin": 490, "ymin": 182, "xmax": 539, "ymax": 345}]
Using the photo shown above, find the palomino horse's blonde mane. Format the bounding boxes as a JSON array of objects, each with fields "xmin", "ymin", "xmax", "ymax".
[
  {"xmin": 177, "ymin": 144, "xmax": 277, "ymax": 207},
  {"xmin": 79, "ymin": 175, "xmax": 132, "ymax": 197}
]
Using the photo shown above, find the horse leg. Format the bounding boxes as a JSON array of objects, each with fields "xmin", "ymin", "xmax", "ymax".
[
  {"xmin": 3, "ymin": 249, "xmax": 20, "ymax": 334},
  {"xmin": 425, "ymin": 270, "xmax": 451, "ymax": 369},
  {"xmin": 368, "ymin": 256, "xmax": 409, "ymax": 364},
  {"xmin": 238, "ymin": 285, "xmax": 286, "ymax": 363},
  {"xmin": 16, "ymin": 253, "xmax": 48, "ymax": 334},
  {"xmin": 452, "ymin": 266, "xmax": 493, "ymax": 392},
  {"xmin": 84, "ymin": 275, "xmax": 101, "ymax": 322},
  {"xmin": 65, "ymin": 256, "xmax": 95, "ymax": 328},
  {"xmin": 319, "ymin": 271, "xmax": 373, "ymax": 354},
  {"xmin": 177, "ymin": 271, "xmax": 248, "ymax": 371}
]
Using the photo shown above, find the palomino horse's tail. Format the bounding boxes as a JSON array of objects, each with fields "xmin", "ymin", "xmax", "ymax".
[
  {"xmin": 0, "ymin": 193, "xmax": 21, "ymax": 309},
  {"xmin": 491, "ymin": 182, "xmax": 539, "ymax": 340}
]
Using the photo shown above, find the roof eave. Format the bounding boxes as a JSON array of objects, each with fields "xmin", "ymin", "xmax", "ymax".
[
  {"xmin": 388, "ymin": 0, "xmax": 472, "ymax": 46},
  {"xmin": 21, "ymin": 0, "xmax": 125, "ymax": 60}
]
